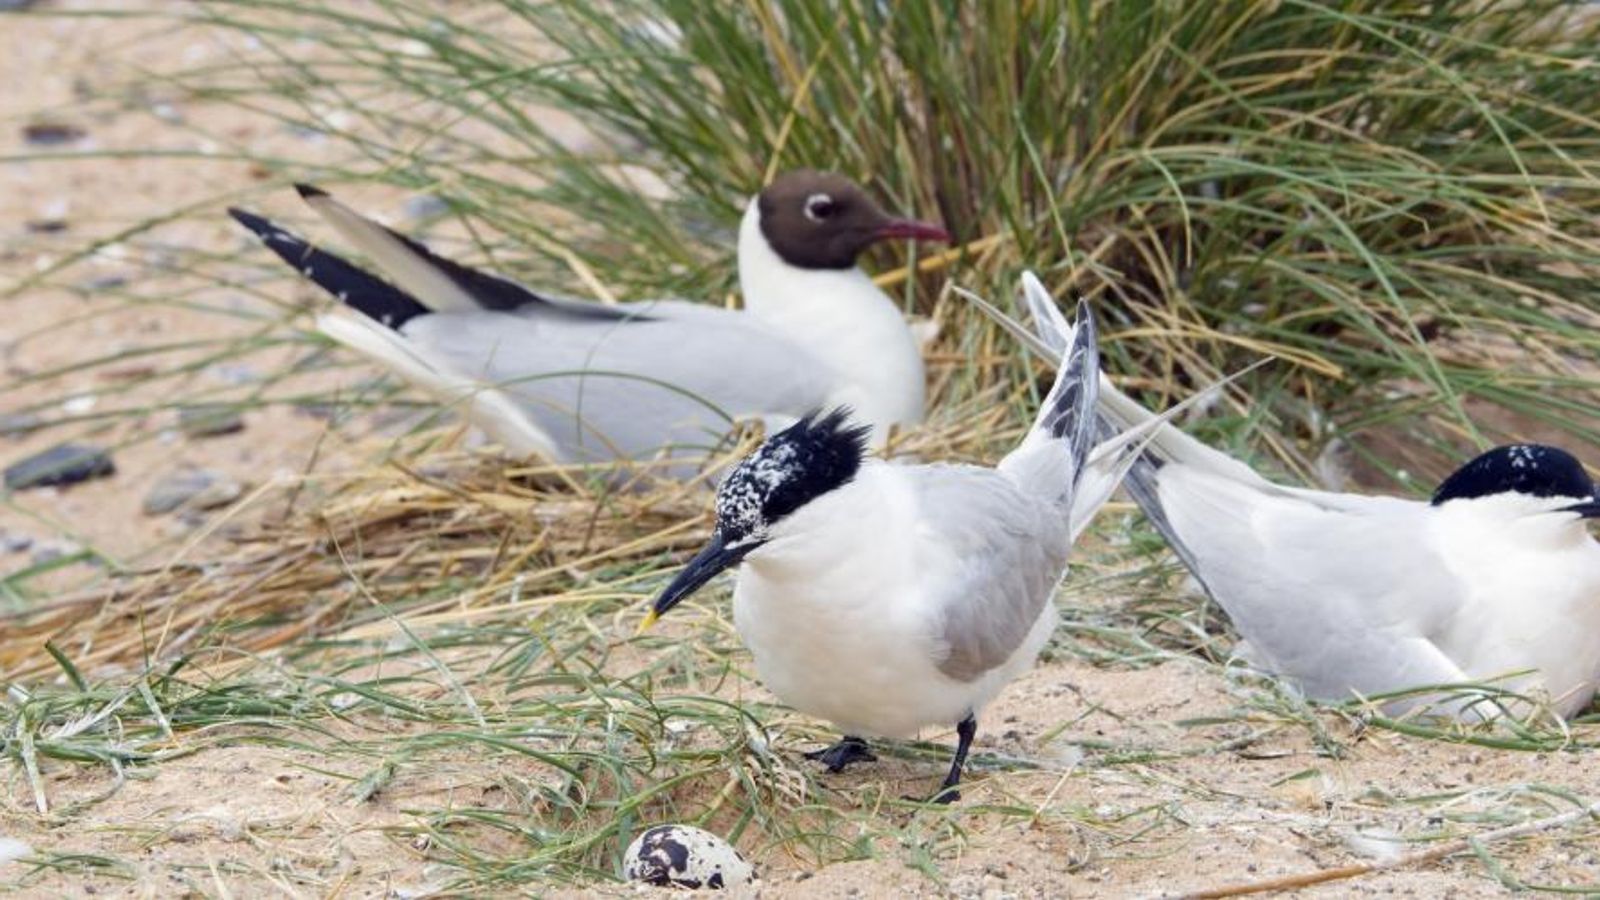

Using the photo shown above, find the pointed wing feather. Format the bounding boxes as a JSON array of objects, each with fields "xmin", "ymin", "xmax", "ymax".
[
  {"xmin": 1019, "ymin": 271, "xmax": 1073, "ymax": 356},
  {"xmin": 318, "ymin": 313, "xmax": 561, "ymax": 458},
  {"xmin": 299, "ymin": 186, "xmax": 647, "ymax": 321},
  {"xmin": 1154, "ymin": 465, "xmax": 1472, "ymax": 704}
]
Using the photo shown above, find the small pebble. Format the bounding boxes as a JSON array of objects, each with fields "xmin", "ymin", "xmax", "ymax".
[
  {"xmin": 0, "ymin": 836, "xmax": 32, "ymax": 864},
  {"xmin": 402, "ymin": 194, "xmax": 450, "ymax": 221},
  {"xmin": 284, "ymin": 124, "xmax": 326, "ymax": 143},
  {"xmin": 76, "ymin": 273, "xmax": 128, "ymax": 292},
  {"xmin": 209, "ymin": 364, "xmax": 260, "ymax": 385},
  {"xmin": 31, "ymin": 539, "xmax": 82, "ymax": 566},
  {"xmin": 4, "ymin": 443, "xmax": 114, "ymax": 490},
  {"xmin": 293, "ymin": 400, "xmax": 344, "ymax": 422},
  {"xmin": 21, "ymin": 122, "xmax": 86, "ymax": 146},
  {"xmin": 142, "ymin": 468, "xmax": 241, "ymax": 516},
  {"xmin": 60, "ymin": 395, "xmax": 95, "ymax": 415},
  {"xmin": 2, "ymin": 532, "xmax": 32, "ymax": 553},
  {"xmin": 36, "ymin": 198, "xmax": 69, "ymax": 222},
  {"xmin": 0, "ymin": 413, "xmax": 41, "ymax": 439},
  {"xmin": 177, "ymin": 405, "xmax": 245, "ymax": 439}
]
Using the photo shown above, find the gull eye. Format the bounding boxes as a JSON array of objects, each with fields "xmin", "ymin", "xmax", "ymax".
[{"xmin": 803, "ymin": 193, "xmax": 837, "ymax": 222}]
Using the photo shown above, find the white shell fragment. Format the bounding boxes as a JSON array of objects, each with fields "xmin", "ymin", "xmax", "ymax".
[{"xmin": 623, "ymin": 824, "xmax": 755, "ymax": 890}]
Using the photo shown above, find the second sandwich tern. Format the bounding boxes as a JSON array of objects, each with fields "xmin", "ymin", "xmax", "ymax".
[{"xmin": 989, "ymin": 272, "xmax": 1600, "ymax": 720}]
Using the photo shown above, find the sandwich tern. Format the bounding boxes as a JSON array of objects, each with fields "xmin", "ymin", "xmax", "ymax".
[
  {"xmin": 641, "ymin": 295, "xmax": 1234, "ymax": 801},
  {"xmin": 986, "ymin": 272, "xmax": 1600, "ymax": 719},
  {"xmin": 228, "ymin": 171, "xmax": 947, "ymax": 471}
]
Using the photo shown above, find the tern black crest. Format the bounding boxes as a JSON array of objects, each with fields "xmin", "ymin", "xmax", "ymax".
[
  {"xmin": 1432, "ymin": 444, "xmax": 1595, "ymax": 506},
  {"xmin": 757, "ymin": 170, "xmax": 936, "ymax": 269},
  {"xmin": 715, "ymin": 408, "xmax": 870, "ymax": 542}
]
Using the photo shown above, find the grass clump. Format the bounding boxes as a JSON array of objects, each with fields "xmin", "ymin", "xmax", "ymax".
[{"xmin": 142, "ymin": 0, "xmax": 1600, "ymax": 483}]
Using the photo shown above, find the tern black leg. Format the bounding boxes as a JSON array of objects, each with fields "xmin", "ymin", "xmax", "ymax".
[
  {"xmin": 928, "ymin": 713, "xmax": 978, "ymax": 804},
  {"xmin": 805, "ymin": 735, "xmax": 876, "ymax": 773}
]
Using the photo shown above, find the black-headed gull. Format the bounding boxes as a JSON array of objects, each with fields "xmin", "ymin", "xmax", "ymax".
[{"xmin": 228, "ymin": 171, "xmax": 947, "ymax": 473}]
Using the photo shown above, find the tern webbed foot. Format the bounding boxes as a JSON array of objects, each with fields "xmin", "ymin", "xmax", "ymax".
[{"xmin": 805, "ymin": 736, "xmax": 877, "ymax": 773}]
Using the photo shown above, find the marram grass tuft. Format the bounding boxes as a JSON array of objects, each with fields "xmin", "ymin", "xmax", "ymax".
[{"xmin": 147, "ymin": 0, "xmax": 1600, "ymax": 485}]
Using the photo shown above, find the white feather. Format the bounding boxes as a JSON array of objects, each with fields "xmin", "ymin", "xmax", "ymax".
[{"xmin": 317, "ymin": 313, "xmax": 560, "ymax": 458}]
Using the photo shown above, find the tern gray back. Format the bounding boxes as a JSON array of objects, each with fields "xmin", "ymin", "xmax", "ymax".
[{"xmin": 910, "ymin": 467, "xmax": 1072, "ymax": 682}]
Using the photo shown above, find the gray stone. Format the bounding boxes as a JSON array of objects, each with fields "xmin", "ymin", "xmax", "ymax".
[
  {"xmin": 76, "ymin": 273, "xmax": 129, "ymax": 292},
  {"xmin": 142, "ymin": 468, "xmax": 242, "ymax": 516},
  {"xmin": 292, "ymin": 400, "xmax": 340, "ymax": 421},
  {"xmin": 4, "ymin": 443, "xmax": 114, "ymax": 489},
  {"xmin": 2, "ymin": 532, "xmax": 32, "ymax": 553},
  {"xmin": 0, "ymin": 413, "xmax": 41, "ymax": 439},
  {"xmin": 209, "ymin": 364, "xmax": 260, "ymax": 385},
  {"xmin": 402, "ymin": 194, "xmax": 450, "ymax": 221},
  {"xmin": 30, "ymin": 539, "xmax": 82, "ymax": 566},
  {"xmin": 178, "ymin": 405, "xmax": 245, "ymax": 439},
  {"xmin": 21, "ymin": 122, "xmax": 86, "ymax": 146}
]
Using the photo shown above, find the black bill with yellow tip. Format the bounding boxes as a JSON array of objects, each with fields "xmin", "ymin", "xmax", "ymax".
[{"xmin": 639, "ymin": 532, "xmax": 760, "ymax": 633}]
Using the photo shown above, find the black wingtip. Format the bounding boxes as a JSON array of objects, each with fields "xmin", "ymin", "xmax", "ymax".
[
  {"xmin": 227, "ymin": 206, "xmax": 269, "ymax": 233},
  {"xmin": 294, "ymin": 183, "xmax": 328, "ymax": 200},
  {"xmin": 228, "ymin": 206, "xmax": 430, "ymax": 330},
  {"xmin": 1073, "ymin": 298, "xmax": 1092, "ymax": 329}
]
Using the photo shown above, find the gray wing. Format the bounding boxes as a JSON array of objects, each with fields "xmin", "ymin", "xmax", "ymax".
[
  {"xmin": 1154, "ymin": 465, "xmax": 1474, "ymax": 703},
  {"xmin": 401, "ymin": 300, "xmax": 833, "ymax": 466},
  {"xmin": 907, "ymin": 467, "xmax": 1072, "ymax": 682}
]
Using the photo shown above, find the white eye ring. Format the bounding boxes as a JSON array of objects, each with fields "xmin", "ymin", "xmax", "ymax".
[{"xmin": 803, "ymin": 193, "xmax": 836, "ymax": 222}]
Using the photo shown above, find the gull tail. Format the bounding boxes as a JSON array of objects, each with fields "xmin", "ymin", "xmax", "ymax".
[
  {"xmin": 228, "ymin": 207, "xmax": 429, "ymax": 329},
  {"xmin": 231, "ymin": 198, "xmax": 560, "ymax": 459},
  {"xmin": 317, "ymin": 313, "xmax": 559, "ymax": 459},
  {"xmin": 296, "ymin": 184, "xmax": 558, "ymax": 314}
]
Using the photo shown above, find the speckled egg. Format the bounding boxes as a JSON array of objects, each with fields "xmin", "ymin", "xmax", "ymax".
[{"xmin": 623, "ymin": 824, "xmax": 755, "ymax": 890}]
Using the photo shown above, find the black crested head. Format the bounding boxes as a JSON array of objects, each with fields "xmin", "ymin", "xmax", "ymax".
[
  {"xmin": 645, "ymin": 410, "xmax": 867, "ymax": 626},
  {"xmin": 1432, "ymin": 444, "xmax": 1596, "ymax": 506},
  {"xmin": 714, "ymin": 408, "xmax": 871, "ymax": 545},
  {"xmin": 756, "ymin": 170, "xmax": 949, "ymax": 270}
]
